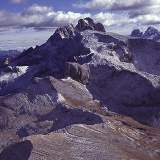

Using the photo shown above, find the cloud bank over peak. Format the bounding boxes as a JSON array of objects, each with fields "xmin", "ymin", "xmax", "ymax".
[{"xmin": 0, "ymin": 4, "xmax": 90, "ymax": 30}]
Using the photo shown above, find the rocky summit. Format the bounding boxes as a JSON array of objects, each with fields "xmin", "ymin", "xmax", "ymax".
[
  {"xmin": 131, "ymin": 27, "xmax": 160, "ymax": 42},
  {"xmin": 0, "ymin": 18, "xmax": 160, "ymax": 160}
]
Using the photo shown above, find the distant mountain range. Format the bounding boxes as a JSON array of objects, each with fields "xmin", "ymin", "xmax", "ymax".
[
  {"xmin": 131, "ymin": 27, "xmax": 160, "ymax": 42},
  {"xmin": 0, "ymin": 50, "xmax": 21, "ymax": 58}
]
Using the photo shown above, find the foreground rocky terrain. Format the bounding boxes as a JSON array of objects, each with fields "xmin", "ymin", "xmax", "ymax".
[{"xmin": 0, "ymin": 18, "xmax": 160, "ymax": 159}]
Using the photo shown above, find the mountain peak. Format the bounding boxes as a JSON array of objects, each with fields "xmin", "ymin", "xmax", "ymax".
[
  {"xmin": 131, "ymin": 26, "xmax": 160, "ymax": 41},
  {"xmin": 47, "ymin": 23, "xmax": 78, "ymax": 46},
  {"xmin": 143, "ymin": 26, "xmax": 159, "ymax": 38},
  {"xmin": 131, "ymin": 29, "xmax": 143, "ymax": 37},
  {"xmin": 48, "ymin": 17, "xmax": 106, "ymax": 46},
  {"xmin": 75, "ymin": 17, "xmax": 106, "ymax": 32},
  {"xmin": 54, "ymin": 23, "xmax": 76, "ymax": 39}
]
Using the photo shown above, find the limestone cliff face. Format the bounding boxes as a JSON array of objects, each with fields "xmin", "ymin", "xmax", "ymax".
[{"xmin": 64, "ymin": 62, "xmax": 90, "ymax": 84}]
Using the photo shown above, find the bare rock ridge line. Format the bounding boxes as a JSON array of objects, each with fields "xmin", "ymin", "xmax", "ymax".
[{"xmin": 0, "ymin": 17, "xmax": 160, "ymax": 159}]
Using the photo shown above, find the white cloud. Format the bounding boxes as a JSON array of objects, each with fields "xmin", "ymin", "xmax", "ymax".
[
  {"xmin": 130, "ymin": 14, "xmax": 160, "ymax": 25},
  {"xmin": 92, "ymin": 11, "xmax": 160, "ymax": 29},
  {"xmin": 0, "ymin": 4, "xmax": 160, "ymax": 35},
  {"xmin": 72, "ymin": 0, "xmax": 160, "ymax": 34},
  {"xmin": 10, "ymin": 0, "xmax": 27, "ymax": 4},
  {"xmin": 0, "ymin": 4, "xmax": 90, "ymax": 29},
  {"xmin": 73, "ymin": 0, "xmax": 160, "ymax": 12},
  {"xmin": 22, "ymin": 4, "xmax": 53, "ymax": 15}
]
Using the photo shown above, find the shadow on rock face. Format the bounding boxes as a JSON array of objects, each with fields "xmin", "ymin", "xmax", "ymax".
[
  {"xmin": 87, "ymin": 63, "xmax": 160, "ymax": 127},
  {"xmin": 38, "ymin": 104, "xmax": 104, "ymax": 132},
  {"xmin": 0, "ymin": 140, "xmax": 33, "ymax": 160},
  {"xmin": 16, "ymin": 128, "xmax": 30, "ymax": 138}
]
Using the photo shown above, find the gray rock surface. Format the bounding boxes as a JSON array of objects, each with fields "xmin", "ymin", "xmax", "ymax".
[
  {"xmin": 75, "ymin": 17, "xmax": 106, "ymax": 32},
  {"xmin": 64, "ymin": 62, "xmax": 89, "ymax": 84},
  {"xmin": 131, "ymin": 29, "xmax": 143, "ymax": 37},
  {"xmin": 143, "ymin": 27, "xmax": 159, "ymax": 39},
  {"xmin": 0, "ymin": 76, "xmax": 160, "ymax": 160},
  {"xmin": 131, "ymin": 26, "xmax": 160, "ymax": 42}
]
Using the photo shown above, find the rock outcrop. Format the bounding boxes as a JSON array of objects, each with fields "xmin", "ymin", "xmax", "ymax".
[
  {"xmin": 75, "ymin": 17, "xmax": 106, "ymax": 32},
  {"xmin": 131, "ymin": 26, "xmax": 160, "ymax": 42},
  {"xmin": 143, "ymin": 27, "xmax": 159, "ymax": 38},
  {"xmin": 48, "ymin": 24, "xmax": 77, "ymax": 46},
  {"xmin": 131, "ymin": 29, "xmax": 143, "ymax": 37},
  {"xmin": 0, "ymin": 140, "xmax": 33, "ymax": 160},
  {"xmin": 64, "ymin": 62, "xmax": 90, "ymax": 84}
]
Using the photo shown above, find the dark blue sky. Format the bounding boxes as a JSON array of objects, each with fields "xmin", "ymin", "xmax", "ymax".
[{"xmin": 0, "ymin": 0, "xmax": 82, "ymax": 12}]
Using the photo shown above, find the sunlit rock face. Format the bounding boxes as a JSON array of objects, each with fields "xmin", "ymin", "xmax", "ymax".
[{"xmin": 0, "ymin": 18, "xmax": 160, "ymax": 160}]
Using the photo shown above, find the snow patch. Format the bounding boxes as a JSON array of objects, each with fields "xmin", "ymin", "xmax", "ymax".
[
  {"xmin": 50, "ymin": 92, "xmax": 60, "ymax": 103},
  {"xmin": 17, "ymin": 66, "xmax": 29, "ymax": 74},
  {"xmin": 57, "ymin": 93, "xmax": 65, "ymax": 103},
  {"xmin": 0, "ymin": 66, "xmax": 29, "ymax": 89},
  {"xmin": 84, "ymin": 19, "xmax": 89, "ymax": 24}
]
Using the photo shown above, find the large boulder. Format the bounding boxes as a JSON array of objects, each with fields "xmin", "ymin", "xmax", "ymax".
[
  {"xmin": 0, "ymin": 140, "xmax": 33, "ymax": 160},
  {"xmin": 64, "ymin": 62, "xmax": 90, "ymax": 84}
]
